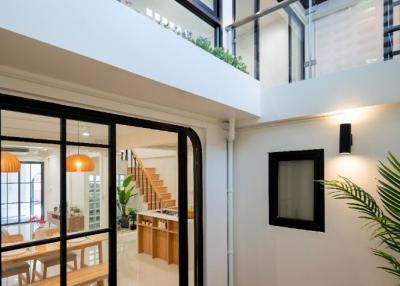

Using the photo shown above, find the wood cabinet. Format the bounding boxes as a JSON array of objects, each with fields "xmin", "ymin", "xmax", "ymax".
[
  {"xmin": 47, "ymin": 211, "xmax": 84, "ymax": 232},
  {"xmin": 137, "ymin": 213, "xmax": 179, "ymax": 265}
]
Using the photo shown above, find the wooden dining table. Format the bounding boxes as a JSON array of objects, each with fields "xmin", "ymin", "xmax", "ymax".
[{"xmin": 2, "ymin": 233, "xmax": 108, "ymax": 268}]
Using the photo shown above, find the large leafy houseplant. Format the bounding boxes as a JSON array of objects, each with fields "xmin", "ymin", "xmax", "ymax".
[
  {"xmin": 322, "ymin": 152, "xmax": 400, "ymax": 279},
  {"xmin": 117, "ymin": 175, "xmax": 137, "ymax": 228}
]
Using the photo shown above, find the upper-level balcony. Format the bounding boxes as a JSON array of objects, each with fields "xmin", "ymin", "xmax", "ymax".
[
  {"xmin": 0, "ymin": 0, "xmax": 399, "ymax": 122},
  {"xmin": 227, "ymin": 0, "xmax": 400, "ymax": 88}
]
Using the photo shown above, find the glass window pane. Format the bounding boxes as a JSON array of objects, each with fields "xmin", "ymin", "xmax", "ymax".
[
  {"xmin": 20, "ymin": 164, "xmax": 31, "ymax": 183},
  {"xmin": 31, "ymin": 164, "xmax": 42, "ymax": 182},
  {"xmin": 7, "ymin": 184, "xmax": 18, "ymax": 203},
  {"xmin": 198, "ymin": 0, "xmax": 214, "ymax": 11},
  {"xmin": 1, "ymin": 140, "xmax": 60, "ymax": 245},
  {"xmin": 2, "ymin": 242, "xmax": 60, "ymax": 286},
  {"xmin": 20, "ymin": 202, "xmax": 30, "ymax": 222},
  {"xmin": 67, "ymin": 146, "xmax": 108, "ymax": 234},
  {"xmin": 1, "ymin": 172, "xmax": 7, "ymax": 184},
  {"xmin": 67, "ymin": 120, "xmax": 109, "ymax": 145},
  {"xmin": 1, "ymin": 184, "xmax": 7, "ymax": 204},
  {"xmin": 33, "ymin": 201, "xmax": 42, "ymax": 218},
  {"xmin": 7, "ymin": 204, "xmax": 18, "ymax": 223},
  {"xmin": 188, "ymin": 137, "xmax": 195, "ymax": 286},
  {"xmin": 1, "ymin": 110, "xmax": 60, "ymax": 140},
  {"xmin": 125, "ymin": 0, "xmax": 215, "ymax": 45},
  {"xmin": 116, "ymin": 125, "xmax": 179, "ymax": 285},
  {"xmin": 66, "ymin": 233, "xmax": 108, "ymax": 285},
  {"xmin": 7, "ymin": 173, "xmax": 18, "ymax": 184},
  {"xmin": 277, "ymin": 160, "xmax": 314, "ymax": 220},
  {"xmin": 1, "ymin": 205, "xmax": 7, "ymax": 224},
  {"xmin": 20, "ymin": 183, "xmax": 30, "ymax": 202},
  {"xmin": 235, "ymin": 22, "xmax": 257, "ymax": 78},
  {"xmin": 33, "ymin": 183, "xmax": 42, "ymax": 201}
]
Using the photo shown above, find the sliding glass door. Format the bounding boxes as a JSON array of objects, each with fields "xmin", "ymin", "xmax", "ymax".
[{"xmin": 0, "ymin": 94, "xmax": 203, "ymax": 286}]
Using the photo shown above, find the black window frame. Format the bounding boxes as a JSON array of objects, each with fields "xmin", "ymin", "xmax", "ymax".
[
  {"xmin": 1, "ymin": 161, "xmax": 44, "ymax": 226},
  {"xmin": 232, "ymin": 0, "xmax": 306, "ymax": 81},
  {"xmin": 176, "ymin": 0, "xmax": 222, "ymax": 46},
  {"xmin": 268, "ymin": 149, "xmax": 325, "ymax": 232},
  {"xmin": 0, "ymin": 94, "xmax": 204, "ymax": 286}
]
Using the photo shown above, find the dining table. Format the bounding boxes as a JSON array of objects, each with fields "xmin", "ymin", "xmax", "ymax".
[{"xmin": 2, "ymin": 233, "xmax": 108, "ymax": 268}]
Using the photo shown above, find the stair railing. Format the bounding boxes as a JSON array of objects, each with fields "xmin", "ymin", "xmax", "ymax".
[{"xmin": 129, "ymin": 149, "xmax": 162, "ymax": 210}]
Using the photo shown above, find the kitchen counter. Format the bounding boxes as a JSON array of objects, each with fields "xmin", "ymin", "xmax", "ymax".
[
  {"xmin": 137, "ymin": 209, "xmax": 180, "ymax": 265},
  {"xmin": 137, "ymin": 209, "xmax": 178, "ymax": 222}
]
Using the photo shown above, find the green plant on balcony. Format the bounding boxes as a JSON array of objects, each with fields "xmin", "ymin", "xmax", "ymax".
[
  {"xmin": 321, "ymin": 152, "xmax": 400, "ymax": 280},
  {"xmin": 190, "ymin": 36, "xmax": 248, "ymax": 74},
  {"xmin": 157, "ymin": 20, "xmax": 248, "ymax": 74}
]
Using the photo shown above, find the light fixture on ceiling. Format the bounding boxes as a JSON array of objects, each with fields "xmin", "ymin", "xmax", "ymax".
[
  {"xmin": 1, "ymin": 151, "xmax": 21, "ymax": 173},
  {"xmin": 339, "ymin": 123, "xmax": 352, "ymax": 154},
  {"xmin": 67, "ymin": 121, "xmax": 95, "ymax": 172},
  {"xmin": 81, "ymin": 126, "xmax": 91, "ymax": 137}
]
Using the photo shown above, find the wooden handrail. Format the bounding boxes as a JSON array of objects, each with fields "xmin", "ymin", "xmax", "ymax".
[{"xmin": 130, "ymin": 149, "xmax": 163, "ymax": 196}]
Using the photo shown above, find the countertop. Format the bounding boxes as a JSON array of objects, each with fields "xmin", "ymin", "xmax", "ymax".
[{"xmin": 137, "ymin": 209, "xmax": 179, "ymax": 222}]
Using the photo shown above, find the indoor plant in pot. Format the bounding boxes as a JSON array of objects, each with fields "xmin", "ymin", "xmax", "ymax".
[
  {"xmin": 128, "ymin": 207, "xmax": 137, "ymax": 230},
  {"xmin": 117, "ymin": 175, "xmax": 137, "ymax": 228},
  {"xmin": 321, "ymin": 152, "xmax": 400, "ymax": 280}
]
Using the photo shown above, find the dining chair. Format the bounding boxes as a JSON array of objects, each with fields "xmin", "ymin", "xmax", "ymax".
[
  {"xmin": 31, "ymin": 227, "xmax": 78, "ymax": 282},
  {"xmin": 1, "ymin": 233, "xmax": 31, "ymax": 286}
]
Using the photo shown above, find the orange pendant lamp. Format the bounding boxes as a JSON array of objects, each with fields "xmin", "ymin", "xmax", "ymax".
[
  {"xmin": 66, "ymin": 121, "xmax": 95, "ymax": 172},
  {"xmin": 67, "ymin": 154, "xmax": 95, "ymax": 172},
  {"xmin": 1, "ymin": 151, "xmax": 21, "ymax": 173}
]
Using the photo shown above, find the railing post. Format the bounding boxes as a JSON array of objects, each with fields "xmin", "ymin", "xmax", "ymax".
[{"xmin": 150, "ymin": 186, "xmax": 153, "ymax": 210}]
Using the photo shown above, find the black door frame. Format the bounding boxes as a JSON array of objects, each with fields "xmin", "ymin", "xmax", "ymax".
[{"xmin": 0, "ymin": 94, "xmax": 204, "ymax": 286}]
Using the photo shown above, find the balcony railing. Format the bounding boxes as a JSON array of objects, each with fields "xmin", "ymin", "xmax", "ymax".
[{"xmin": 227, "ymin": 0, "xmax": 400, "ymax": 88}]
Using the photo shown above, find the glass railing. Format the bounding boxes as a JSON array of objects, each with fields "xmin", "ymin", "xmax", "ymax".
[{"xmin": 227, "ymin": 0, "xmax": 400, "ymax": 88}]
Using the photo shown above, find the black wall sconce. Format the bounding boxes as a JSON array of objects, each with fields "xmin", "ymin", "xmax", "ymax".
[{"xmin": 339, "ymin": 123, "xmax": 352, "ymax": 154}]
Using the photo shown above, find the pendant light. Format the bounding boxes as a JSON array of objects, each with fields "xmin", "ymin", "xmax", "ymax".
[
  {"xmin": 1, "ymin": 151, "xmax": 21, "ymax": 173},
  {"xmin": 66, "ymin": 121, "xmax": 95, "ymax": 172}
]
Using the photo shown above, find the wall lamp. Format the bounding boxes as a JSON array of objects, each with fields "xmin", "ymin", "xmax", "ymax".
[{"xmin": 339, "ymin": 123, "xmax": 352, "ymax": 154}]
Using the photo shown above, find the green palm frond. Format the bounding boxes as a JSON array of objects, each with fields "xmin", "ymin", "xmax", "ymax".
[
  {"xmin": 321, "ymin": 152, "xmax": 400, "ymax": 281},
  {"xmin": 117, "ymin": 175, "xmax": 138, "ymax": 216}
]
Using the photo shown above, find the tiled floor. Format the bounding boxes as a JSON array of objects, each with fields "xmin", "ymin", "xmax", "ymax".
[{"xmin": 117, "ymin": 230, "xmax": 179, "ymax": 286}]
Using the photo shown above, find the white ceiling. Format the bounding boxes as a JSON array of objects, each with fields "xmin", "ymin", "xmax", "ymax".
[{"xmin": 0, "ymin": 28, "xmax": 256, "ymax": 121}]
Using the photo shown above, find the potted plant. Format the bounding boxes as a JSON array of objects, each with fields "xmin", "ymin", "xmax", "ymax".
[
  {"xmin": 117, "ymin": 175, "xmax": 137, "ymax": 228},
  {"xmin": 70, "ymin": 206, "xmax": 80, "ymax": 216},
  {"xmin": 321, "ymin": 152, "xmax": 400, "ymax": 280},
  {"xmin": 128, "ymin": 207, "xmax": 137, "ymax": 230}
]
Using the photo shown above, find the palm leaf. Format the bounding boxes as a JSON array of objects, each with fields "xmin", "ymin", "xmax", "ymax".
[{"xmin": 321, "ymin": 153, "xmax": 400, "ymax": 281}]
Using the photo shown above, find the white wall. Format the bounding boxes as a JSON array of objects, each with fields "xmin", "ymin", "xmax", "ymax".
[
  {"xmin": 234, "ymin": 103, "xmax": 400, "ymax": 286},
  {"xmin": 0, "ymin": 0, "xmax": 260, "ymax": 117},
  {"xmin": 238, "ymin": 59, "xmax": 400, "ymax": 127}
]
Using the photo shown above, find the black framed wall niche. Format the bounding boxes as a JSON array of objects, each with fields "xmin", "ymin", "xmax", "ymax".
[{"xmin": 268, "ymin": 149, "xmax": 325, "ymax": 232}]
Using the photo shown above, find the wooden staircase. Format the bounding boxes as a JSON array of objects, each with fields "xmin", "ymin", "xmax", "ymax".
[{"xmin": 128, "ymin": 150, "xmax": 177, "ymax": 210}]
